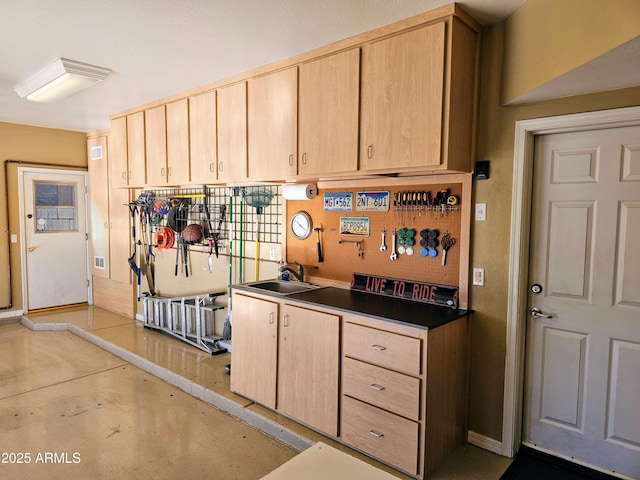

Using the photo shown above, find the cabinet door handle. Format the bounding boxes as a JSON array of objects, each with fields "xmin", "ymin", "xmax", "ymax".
[
  {"xmin": 370, "ymin": 384, "xmax": 385, "ymax": 391},
  {"xmin": 283, "ymin": 314, "xmax": 289, "ymax": 327},
  {"xmin": 121, "ymin": 171, "xmax": 127, "ymax": 180},
  {"xmin": 288, "ymin": 154, "xmax": 294, "ymax": 166},
  {"xmin": 367, "ymin": 145, "xmax": 373, "ymax": 159},
  {"xmin": 301, "ymin": 152, "xmax": 307, "ymax": 165},
  {"xmin": 269, "ymin": 312, "xmax": 274, "ymax": 324},
  {"xmin": 369, "ymin": 430, "xmax": 384, "ymax": 438},
  {"xmin": 128, "ymin": 171, "xmax": 132, "ymax": 180},
  {"xmin": 216, "ymin": 162, "xmax": 221, "ymax": 173},
  {"xmin": 371, "ymin": 344, "xmax": 386, "ymax": 351},
  {"xmin": 161, "ymin": 167, "xmax": 165, "ymax": 176},
  {"xmin": 168, "ymin": 167, "xmax": 172, "ymax": 177}
]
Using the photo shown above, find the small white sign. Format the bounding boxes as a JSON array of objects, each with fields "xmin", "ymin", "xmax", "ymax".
[
  {"xmin": 356, "ymin": 191, "xmax": 390, "ymax": 212},
  {"xmin": 339, "ymin": 217, "xmax": 370, "ymax": 237},
  {"xmin": 324, "ymin": 192, "xmax": 352, "ymax": 211}
]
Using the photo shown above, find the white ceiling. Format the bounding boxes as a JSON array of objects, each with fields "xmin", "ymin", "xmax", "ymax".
[{"xmin": 0, "ymin": 0, "xmax": 527, "ymax": 133}]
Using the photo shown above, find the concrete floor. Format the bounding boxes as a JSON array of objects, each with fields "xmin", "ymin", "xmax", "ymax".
[{"xmin": 0, "ymin": 306, "xmax": 512, "ymax": 479}]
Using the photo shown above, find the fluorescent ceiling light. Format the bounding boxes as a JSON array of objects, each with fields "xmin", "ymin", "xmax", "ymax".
[{"xmin": 14, "ymin": 58, "xmax": 111, "ymax": 103}]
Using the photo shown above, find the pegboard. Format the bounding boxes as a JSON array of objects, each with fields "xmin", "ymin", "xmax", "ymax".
[{"xmin": 286, "ymin": 182, "xmax": 463, "ymax": 287}]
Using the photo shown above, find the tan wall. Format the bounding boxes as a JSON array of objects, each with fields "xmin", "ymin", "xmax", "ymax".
[
  {"xmin": 470, "ymin": 22, "xmax": 640, "ymax": 441},
  {"xmin": 502, "ymin": 0, "xmax": 640, "ymax": 104},
  {"xmin": 0, "ymin": 122, "xmax": 87, "ymax": 311}
]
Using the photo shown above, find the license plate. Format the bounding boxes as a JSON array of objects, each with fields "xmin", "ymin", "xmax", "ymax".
[
  {"xmin": 356, "ymin": 191, "xmax": 390, "ymax": 212},
  {"xmin": 324, "ymin": 192, "xmax": 352, "ymax": 212},
  {"xmin": 339, "ymin": 217, "xmax": 370, "ymax": 236}
]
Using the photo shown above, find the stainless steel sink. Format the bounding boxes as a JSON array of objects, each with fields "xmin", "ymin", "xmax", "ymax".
[{"xmin": 242, "ymin": 280, "xmax": 324, "ymax": 295}]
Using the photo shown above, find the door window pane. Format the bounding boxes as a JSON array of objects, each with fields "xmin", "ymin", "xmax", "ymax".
[{"xmin": 34, "ymin": 182, "xmax": 77, "ymax": 232}]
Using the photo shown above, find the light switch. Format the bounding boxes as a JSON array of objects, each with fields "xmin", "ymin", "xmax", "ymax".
[
  {"xmin": 473, "ymin": 268, "xmax": 484, "ymax": 286},
  {"xmin": 11, "ymin": 234, "xmax": 18, "ymax": 243},
  {"xmin": 475, "ymin": 203, "xmax": 487, "ymax": 221}
]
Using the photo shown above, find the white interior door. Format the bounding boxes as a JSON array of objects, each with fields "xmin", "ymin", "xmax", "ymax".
[
  {"xmin": 524, "ymin": 126, "xmax": 640, "ymax": 478},
  {"xmin": 22, "ymin": 169, "xmax": 89, "ymax": 310}
]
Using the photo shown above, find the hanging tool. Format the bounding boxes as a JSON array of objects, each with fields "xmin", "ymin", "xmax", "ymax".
[
  {"xmin": 136, "ymin": 207, "xmax": 143, "ymax": 300},
  {"xmin": 212, "ymin": 204, "xmax": 226, "ymax": 258},
  {"xmin": 207, "ymin": 239, "xmax": 214, "ymax": 273},
  {"xmin": 242, "ymin": 187, "xmax": 275, "ymax": 281},
  {"xmin": 223, "ymin": 191, "xmax": 234, "ymax": 342},
  {"xmin": 390, "ymin": 229, "xmax": 398, "ymax": 261},
  {"xmin": 441, "ymin": 231, "xmax": 456, "ymax": 266},
  {"xmin": 144, "ymin": 206, "xmax": 156, "ymax": 295},
  {"xmin": 379, "ymin": 229, "xmax": 387, "ymax": 251},
  {"xmin": 314, "ymin": 227, "xmax": 324, "ymax": 262},
  {"xmin": 338, "ymin": 239, "xmax": 363, "ymax": 258},
  {"xmin": 202, "ymin": 185, "xmax": 213, "ymax": 238},
  {"xmin": 127, "ymin": 203, "xmax": 138, "ymax": 274}
]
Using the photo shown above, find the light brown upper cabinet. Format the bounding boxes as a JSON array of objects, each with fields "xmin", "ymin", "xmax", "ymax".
[
  {"xmin": 145, "ymin": 105, "xmax": 167, "ymax": 186},
  {"xmin": 360, "ymin": 18, "xmax": 478, "ymax": 174},
  {"xmin": 298, "ymin": 48, "xmax": 360, "ymax": 177},
  {"xmin": 146, "ymin": 100, "xmax": 190, "ymax": 187},
  {"xmin": 166, "ymin": 98, "xmax": 190, "ymax": 185},
  {"xmin": 217, "ymin": 82, "xmax": 248, "ymax": 182},
  {"xmin": 248, "ymin": 67, "xmax": 297, "ymax": 180},
  {"xmin": 189, "ymin": 90, "xmax": 217, "ymax": 184},
  {"xmin": 126, "ymin": 112, "xmax": 146, "ymax": 187},
  {"xmin": 110, "ymin": 114, "xmax": 145, "ymax": 188}
]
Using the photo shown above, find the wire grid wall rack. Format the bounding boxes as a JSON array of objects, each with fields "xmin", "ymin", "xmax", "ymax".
[
  {"xmin": 141, "ymin": 185, "xmax": 282, "ymax": 247},
  {"xmin": 230, "ymin": 186, "xmax": 282, "ymax": 244}
]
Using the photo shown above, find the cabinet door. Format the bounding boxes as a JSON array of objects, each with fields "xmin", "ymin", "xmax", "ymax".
[
  {"xmin": 299, "ymin": 48, "xmax": 359, "ymax": 176},
  {"xmin": 248, "ymin": 68, "xmax": 297, "ymax": 180},
  {"xmin": 108, "ymin": 187, "xmax": 132, "ymax": 284},
  {"xmin": 278, "ymin": 304, "xmax": 340, "ymax": 436},
  {"xmin": 126, "ymin": 112, "xmax": 146, "ymax": 187},
  {"xmin": 109, "ymin": 117, "xmax": 128, "ymax": 188},
  {"xmin": 166, "ymin": 98, "xmax": 190, "ymax": 185},
  {"xmin": 360, "ymin": 22, "xmax": 445, "ymax": 172},
  {"xmin": 87, "ymin": 135, "xmax": 110, "ymax": 279},
  {"xmin": 189, "ymin": 91, "xmax": 217, "ymax": 183},
  {"xmin": 230, "ymin": 294, "xmax": 278, "ymax": 409},
  {"xmin": 217, "ymin": 82, "xmax": 247, "ymax": 181},
  {"xmin": 145, "ymin": 105, "xmax": 167, "ymax": 186}
]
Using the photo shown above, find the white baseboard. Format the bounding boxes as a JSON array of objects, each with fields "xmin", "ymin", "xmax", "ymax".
[
  {"xmin": 0, "ymin": 309, "xmax": 24, "ymax": 322},
  {"xmin": 467, "ymin": 430, "xmax": 504, "ymax": 456}
]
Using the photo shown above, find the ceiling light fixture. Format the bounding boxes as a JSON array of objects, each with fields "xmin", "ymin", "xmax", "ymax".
[{"xmin": 14, "ymin": 58, "xmax": 112, "ymax": 103}]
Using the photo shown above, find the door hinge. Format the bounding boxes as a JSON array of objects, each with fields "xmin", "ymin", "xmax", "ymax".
[{"xmin": 85, "ymin": 233, "xmax": 89, "ymax": 240}]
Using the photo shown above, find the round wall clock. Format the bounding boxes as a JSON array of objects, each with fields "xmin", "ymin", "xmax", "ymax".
[{"xmin": 290, "ymin": 211, "xmax": 312, "ymax": 239}]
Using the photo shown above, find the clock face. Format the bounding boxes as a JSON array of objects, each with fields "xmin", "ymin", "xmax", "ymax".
[{"xmin": 290, "ymin": 211, "xmax": 312, "ymax": 239}]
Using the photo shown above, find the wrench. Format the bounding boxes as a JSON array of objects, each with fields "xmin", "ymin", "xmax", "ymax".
[
  {"xmin": 390, "ymin": 229, "xmax": 398, "ymax": 261},
  {"xmin": 379, "ymin": 229, "xmax": 387, "ymax": 251}
]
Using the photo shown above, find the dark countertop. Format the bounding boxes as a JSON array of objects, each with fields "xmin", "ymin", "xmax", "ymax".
[{"xmin": 233, "ymin": 284, "xmax": 471, "ymax": 330}]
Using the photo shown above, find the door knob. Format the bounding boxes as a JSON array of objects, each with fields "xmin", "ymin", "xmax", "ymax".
[
  {"xmin": 530, "ymin": 307, "xmax": 553, "ymax": 319},
  {"xmin": 28, "ymin": 246, "xmax": 36, "ymax": 252}
]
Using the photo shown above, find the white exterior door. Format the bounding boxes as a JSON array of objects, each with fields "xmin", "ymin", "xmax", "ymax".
[
  {"xmin": 22, "ymin": 169, "xmax": 89, "ymax": 310},
  {"xmin": 523, "ymin": 126, "xmax": 640, "ymax": 478}
]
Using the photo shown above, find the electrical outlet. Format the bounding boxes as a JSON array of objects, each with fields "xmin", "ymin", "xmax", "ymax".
[
  {"xmin": 10, "ymin": 234, "xmax": 18, "ymax": 243},
  {"xmin": 475, "ymin": 203, "xmax": 487, "ymax": 221},
  {"xmin": 473, "ymin": 268, "xmax": 485, "ymax": 286},
  {"xmin": 269, "ymin": 248, "xmax": 276, "ymax": 261}
]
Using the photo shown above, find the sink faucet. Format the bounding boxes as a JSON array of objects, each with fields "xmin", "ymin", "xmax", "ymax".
[{"xmin": 279, "ymin": 261, "xmax": 304, "ymax": 282}]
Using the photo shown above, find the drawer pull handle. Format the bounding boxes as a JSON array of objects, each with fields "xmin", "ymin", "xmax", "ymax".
[
  {"xmin": 371, "ymin": 344, "xmax": 386, "ymax": 351},
  {"xmin": 369, "ymin": 430, "xmax": 384, "ymax": 438},
  {"xmin": 370, "ymin": 384, "xmax": 385, "ymax": 391}
]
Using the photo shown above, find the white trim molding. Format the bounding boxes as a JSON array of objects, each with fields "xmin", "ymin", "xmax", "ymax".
[
  {"xmin": 468, "ymin": 430, "xmax": 503, "ymax": 455},
  {"xmin": 502, "ymin": 106, "xmax": 640, "ymax": 457}
]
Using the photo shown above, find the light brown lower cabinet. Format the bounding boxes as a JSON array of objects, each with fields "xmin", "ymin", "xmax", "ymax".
[
  {"xmin": 231, "ymin": 291, "xmax": 469, "ymax": 479},
  {"xmin": 230, "ymin": 293, "xmax": 339, "ymax": 435}
]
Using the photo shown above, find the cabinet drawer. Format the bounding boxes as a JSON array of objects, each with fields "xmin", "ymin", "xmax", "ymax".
[
  {"xmin": 343, "ymin": 322, "xmax": 421, "ymax": 376},
  {"xmin": 341, "ymin": 396, "xmax": 419, "ymax": 475},
  {"xmin": 343, "ymin": 357, "xmax": 420, "ymax": 421}
]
